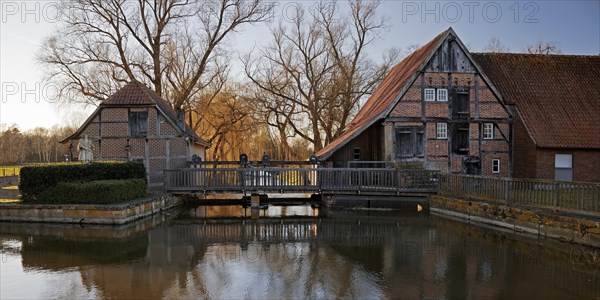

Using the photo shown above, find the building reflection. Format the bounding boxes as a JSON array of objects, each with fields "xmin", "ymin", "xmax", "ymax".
[{"xmin": 0, "ymin": 207, "xmax": 597, "ymax": 299}]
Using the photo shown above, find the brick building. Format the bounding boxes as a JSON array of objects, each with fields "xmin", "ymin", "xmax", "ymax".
[
  {"xmin": 474, "ymin": 53, "xmax": 600, "ymax": 182},
  {"xmin": 61, "ymin": 81, "xmax": 210, "ymax": 186},
  {"xmin": 316, "ymin": 28, "xmax": 514, "ymax": 177}
]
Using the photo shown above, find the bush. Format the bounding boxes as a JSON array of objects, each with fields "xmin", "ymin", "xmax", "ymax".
[
  {"xmin": 19, "ymin": 161, "xmax": 146, "ymax": 201},
  {"xmin": 33, "ymin": 179, "xmax": 147, "ymax": 204}
]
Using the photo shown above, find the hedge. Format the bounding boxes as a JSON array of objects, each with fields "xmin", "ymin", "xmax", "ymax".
[
  {"xmin": 19, "ymin": 161, "xmax": 146, "ymax": 201},
  {"xmin": 33, "ymin": 179, "xmax": 147, "ymax": 204}
]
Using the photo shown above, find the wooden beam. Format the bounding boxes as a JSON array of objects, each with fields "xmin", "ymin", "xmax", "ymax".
[{"xmin": 386, "ymin": 117, "xmax": 512, "ymax": 123}]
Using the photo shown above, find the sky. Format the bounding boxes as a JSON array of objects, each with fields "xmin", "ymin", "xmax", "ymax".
[{"xmin": 0, "ymin": 0, "xmax": 599, "ymax": 131}]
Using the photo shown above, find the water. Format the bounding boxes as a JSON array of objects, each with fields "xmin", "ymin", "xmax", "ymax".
[{"xmin": 0, "ymin": 204, "xmax": 598, "ymax": 299}]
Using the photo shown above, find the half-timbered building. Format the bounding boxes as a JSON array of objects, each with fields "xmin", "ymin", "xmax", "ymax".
[
  {"xmin": 61, "ymin": 81, "xmax": 210, "ymax": 186},
  {"xmin": 316, "ymin": 28, "xmax": 514, "ymax": 177}
]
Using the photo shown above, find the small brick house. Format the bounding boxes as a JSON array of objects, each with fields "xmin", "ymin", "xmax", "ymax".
[
  {"xmin": 316, "ymin": 28, "xmax": 514, "ymax": 177},
  {"xmin": 61, "ymin": 81, "xmax": 210, "ymax": 186},
  {"xmin": 474, "ymin": 54, "xmax": 600, "ymax": 182}
]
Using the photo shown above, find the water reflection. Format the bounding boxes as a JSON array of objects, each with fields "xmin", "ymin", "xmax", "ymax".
[
  {"xmin": 184, "ymin": 204, "xmax": 320, "ymax": 219},
  {"xmin": 0, "ymin": 205, "xmax": 598, "ymax": 299}
]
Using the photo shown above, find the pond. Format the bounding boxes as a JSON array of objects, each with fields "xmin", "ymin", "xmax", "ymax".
[{"xmin": 0, "ymin": 204, "xmax": 598, "ymax": 299}]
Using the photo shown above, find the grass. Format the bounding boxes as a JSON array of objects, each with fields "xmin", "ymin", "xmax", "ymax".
[
  {"xmin": 0, "ymin": 166, "xmax": 21, "ymax": 177},
  {"xmin": 0, "ymin": 199, "xmax": 21, "ymax": 203}
]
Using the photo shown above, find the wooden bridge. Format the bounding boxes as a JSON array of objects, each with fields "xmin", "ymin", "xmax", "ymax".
[{"xmin": 164, "ymin": 166, "xmax": 439, "ymax": 196}]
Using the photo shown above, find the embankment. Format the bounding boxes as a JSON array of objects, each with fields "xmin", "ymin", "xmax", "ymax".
[
  {"xmin": 0, "ymin": 193, "xmax": 183, "ymax": 225},
  {"xmin": 429, "ymin": 195, "xmax": 600, "ymax": 248}
]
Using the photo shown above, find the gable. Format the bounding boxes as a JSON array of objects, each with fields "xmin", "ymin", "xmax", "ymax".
[
  {"xmin": 316, "ymin": 27, "xmax": 511, "ymax": 160},
  {"xmin": 425, "ymin": 36, "xmax": 475, "ymax": 73},
  {"xmin": 315, "ymin": 29, "xmax": 449, "ymax": 159},
  {"xmin": 60, "ymin": 81, "xmax": 210, "ymax": 147}
]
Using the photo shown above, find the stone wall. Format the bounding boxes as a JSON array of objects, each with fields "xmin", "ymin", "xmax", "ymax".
[
  {"xmin": 429, "ymin": 195, "xmax": 600, "ymax": 248},
  {"xmin": 0, "ymin": 194, "xmax": 183, "ymax": 225}
]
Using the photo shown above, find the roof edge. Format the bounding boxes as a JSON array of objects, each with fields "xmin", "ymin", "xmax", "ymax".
[
  {"xmin": 59, "ymin": 106, "xmax": 101, "ymax": 144},
  {"xmin": 317, "ymin": 29, "xmax": 453, "ymax": 159}
]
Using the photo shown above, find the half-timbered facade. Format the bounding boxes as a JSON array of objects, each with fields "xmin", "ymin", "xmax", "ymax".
[
  {"xmin": 61, "ymin": 81, "xmax": 210, "ymax": 186},
  {"xmin": 316, "ymin": 28, "xmax": 514, "ymax": 176}
]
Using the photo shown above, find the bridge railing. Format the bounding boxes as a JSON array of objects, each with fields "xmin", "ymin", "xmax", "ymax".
[
  {"xmin": 438, "ymin": 174, "xmax": 600, "ymax": 214},
  {"xmin": 164, "ymin": 168, "xmax": 439, "ymax": 194}
]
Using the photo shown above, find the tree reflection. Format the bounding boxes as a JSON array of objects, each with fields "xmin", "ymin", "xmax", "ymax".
[{"xmin": 0, "ymin": 208, "xmax": 598, "ymax": 299}]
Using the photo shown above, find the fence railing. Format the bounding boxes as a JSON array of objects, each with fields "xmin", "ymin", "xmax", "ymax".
[
  {"xmin": 438, "ymin": 174, "xmax": 600, "ymax": 213},
  {"xmin": 165, "ymin": 168, "xmax": 439, "ymax": 194}
]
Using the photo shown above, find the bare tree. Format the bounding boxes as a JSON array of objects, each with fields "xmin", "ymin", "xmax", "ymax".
[
  {"xmin": 0, "ymin": 125, "xmax": 76, "ymax": 164},
  {"xmin": 189, "ymin": 88, "xmax": 259, "ymax": 161},
  {"xmin": 244, "ymin": 0, "xmax": 397, "ymax": 152},
  {"xmin": 38, "ymin": 0, "xmax": 274, "ymax": 109},
  {"xmin": 483, "ymin": 38, "xmax": 509, "ymax": 53},
  {"xmin": 525, "ymin": 40, "xmax": 561, "ymax": 54}
]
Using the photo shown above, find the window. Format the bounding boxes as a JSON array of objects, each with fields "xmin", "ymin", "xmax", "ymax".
[
  {"xmin": 554, "ymin": 154, "xmax": 573, "ymax": 181},
  {"xmin": 436, "ymin": 123, "xmax": 448, "ymax": 139},
  {"xmin": 437, "ymin": 88, "xmax": 448, "ymax": 101},
  {"xmin": 483, "ymin": 123, "xmax": 494, "ymax": 139},
  {"xmin": 129, "ymin": 111, "xmax": 148, "ymax": 137},
  {"xmin": 451, "ymin": 91, "xmax": 470, "ymax": 119},
  {"xmin": 451, "ymin": 123, "xmax": 469, "ymax": 154},
  {"xmin": 396, "ymin": 126, "xmax": 425, "ymax": 158},
  {"xmin": 353, "ymin": 148, "xmax": 361, "ymax": 160},
  {"xmin": 492, "ymin": 159, "xmax": 500, "ymax": 173},
  {"xmin": 424, "ymin": 88, "xmax": 436, "ymax": 101}
]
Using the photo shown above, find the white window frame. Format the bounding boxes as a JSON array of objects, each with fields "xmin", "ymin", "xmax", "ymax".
[
  {"xmin": 436, "ymin": 123, "xmax": 448, "ymax": 139},
  {"xmin": 483, "ymin": 123, "xmax": 495, "ymax": 140},
  {"xmin": 424, "ymin": 88, "xmax": 436, "ymax": 101},
  {"xmin": 554, "ymin": 154, "xmax": 573, "ymax": 181},
  {"xmin": 492, "ymin": 159, "xmax": 500, "ymax": 174},
  {"xmin": 437, "ymin": 88, "xmax": 448, "ymax": 102}
]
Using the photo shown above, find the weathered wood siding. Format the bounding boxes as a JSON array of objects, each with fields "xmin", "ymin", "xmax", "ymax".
[{"xmin": 325, "ymin": 123, "xmax": 384, "ymax": 167}]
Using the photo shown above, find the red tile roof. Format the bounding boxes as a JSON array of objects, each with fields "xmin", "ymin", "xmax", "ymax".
[
  {"xmin": 316, "ymin": 29, "xmax": 450, "ymax": 159},
  {"xmin": 62, "ymin": 81, "xmax": 210, "ymax": 146},
  {"xmin": 473, "ymin": 53, "xmax": 600, "ymax": 149},
  {"xmin": 102, "ymin": 81, "xmax": 157, "ymax": 105}
]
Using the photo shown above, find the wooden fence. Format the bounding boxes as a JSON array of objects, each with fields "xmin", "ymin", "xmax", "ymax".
[
  {"xmin": 165, "ymin": 168, "xmax": 439, "ymax": 195},
  {"xmin": 438, "ymin": 174, "xmax": 600, "ymax": 213}
]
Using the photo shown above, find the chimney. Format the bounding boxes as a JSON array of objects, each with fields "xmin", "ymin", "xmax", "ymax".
[{"xmin": 176, "ymin": 105, "xmax": 185, "ymax": 131}]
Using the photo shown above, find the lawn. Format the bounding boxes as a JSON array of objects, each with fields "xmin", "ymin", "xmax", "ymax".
[
  {"xmin": 0, "ymin": 166, "xmax": 20, "ymax": 177},
  {"xmin": 0, "ymin": 199, "xmax": 20, "ymax": 203}
]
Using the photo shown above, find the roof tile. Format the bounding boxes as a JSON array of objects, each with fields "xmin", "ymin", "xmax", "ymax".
[
  {"xmin": 316, "ymin": 29, "xmax": 449, "ymax": 159},
  {"xmin": 473, "ymin": 53, "xmax": 600, "ymax": 149}
]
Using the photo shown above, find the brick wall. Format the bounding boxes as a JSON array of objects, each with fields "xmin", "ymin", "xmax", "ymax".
[
  {"xmin": 388, "ymin": 72, "xmax": 512, "ymax": 176},
  {"xmin": 160, "ymin": 117, "xmax": 178, "ymax": 136},
  {"xmin": 390, "ymin": 101, "xmax": 421, "ymax": 117},
  {"xmin": 69, "ymin": 106, "xmax": 202, "ymax": 186},
  {"xmin": 573, "ymin": 151, "xmax": 600, "ymax": 182},
  {"xmin": 535, "ymin": 149, "xmax": 600, "ymax": 182},
  {"xmin": 513, "ymin": 115, "xmax": 538, "ymax": 179},
  {"xmin": 481, "ymin": 153, "xmax": 509, "ymax": 177}
]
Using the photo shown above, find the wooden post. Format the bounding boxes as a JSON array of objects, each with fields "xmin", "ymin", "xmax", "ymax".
[
  {"xmin": 383, "ymin": 121, "xmax": 395, "ymax": 161},
  {"xmin": 504, "ymin": 178, "xmax": 510, "ymax": 205},
  {"xmin": 553, "ymin": 182, "xmax": 560, "ymax": 209},
  {"xmin": 251, "ymin": 193, "xmax": 260, "ymax": 208}
]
